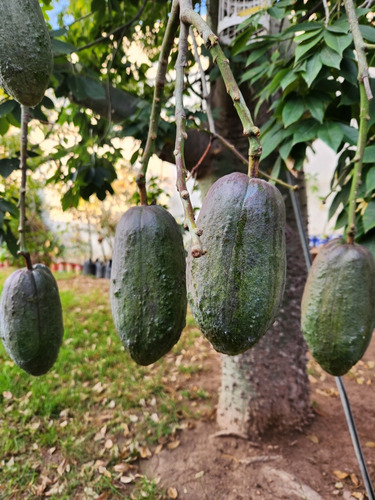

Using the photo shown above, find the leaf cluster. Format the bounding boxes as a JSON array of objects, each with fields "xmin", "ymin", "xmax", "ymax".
[{"xmin": 232, "ymin": 0, "xmax": 375, "ymax": 247}]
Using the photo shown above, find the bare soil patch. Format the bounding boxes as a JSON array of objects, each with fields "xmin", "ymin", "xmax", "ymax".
[{"xmin": 144, "ymin": 335, "xmax": 375, "ymax": 500}]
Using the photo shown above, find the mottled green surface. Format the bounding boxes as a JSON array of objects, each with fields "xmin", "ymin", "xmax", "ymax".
[
  {"xmin": 0, "ymin": 264, "xmax": 64, "ymax": 376},
  {"xmin": 0, "ymin": 0, "xmax": 53, "ymax": 106},
  {"xmin": 301, "ymin": 239, "xmax": 375, "ymax": 376},
  {"xmin": 110, "ymin": 205, "xmax": 187, "ymax": 365},
  {"xmin": 187, "ymin": 172, "xmax": 286, "ymax": 355}
]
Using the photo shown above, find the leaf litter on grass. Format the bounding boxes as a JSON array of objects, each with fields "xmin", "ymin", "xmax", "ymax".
[{"xmin": 0, "ymin": 273, "xmax": 215, "ymax": 499}]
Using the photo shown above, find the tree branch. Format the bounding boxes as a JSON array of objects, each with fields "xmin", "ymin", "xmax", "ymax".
[
  {"xmin": 136, "ymin": 0, "xmax": 180, "ymax": 200},
  {"xmin": 179, "ymin": 0, "xmax": 262, "ymax": 178},
  {"xmin": 18, "ymin": 106, "xmax": 32, "ymax": 270},
  {"xmin": 75, "ymin": 0, "xmax": 149, "ymax": 53},
  {"xmin": 343, "ymin": 0, "xmax": 373, "ymax": 100},
  {"xmin": 343, "ymin": 0, "xmax": 373, "ymax": 243},
  {"xmin": 174, "ymin": 21, "xmax": 203, "ymax": 258}
]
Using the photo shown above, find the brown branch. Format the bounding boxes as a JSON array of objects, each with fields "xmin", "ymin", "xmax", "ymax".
[
  {"xmin": 174, "ymin": 20, "xmax": 203, "ymax": 258},
  {"xmin": 136, "ymin": 0, "xmax": 180, "ymax": 200},
  {"xmin": 187, "ymin": 136, "xmax": 213, "ymax": 180},
  {"xmin": 18, "ymin": 106, "xmax": 32, "ymax": 270},
  {"xmin": 343, "ymin": 0, "xmax": 373, "ymax": 100}
]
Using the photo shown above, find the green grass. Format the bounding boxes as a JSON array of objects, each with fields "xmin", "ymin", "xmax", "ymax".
[{"xmin": 0, "ymin": 270, "xmax": 213, "ymax": 500}]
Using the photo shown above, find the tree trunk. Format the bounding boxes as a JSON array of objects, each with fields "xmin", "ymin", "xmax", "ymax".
[
  {"xmin": 217, "ymin": 191, "xmax": 312, "ymax": 435},
  {"xmin": 192, "ymin": 0, "xmax": 311, "ymax": 436}
]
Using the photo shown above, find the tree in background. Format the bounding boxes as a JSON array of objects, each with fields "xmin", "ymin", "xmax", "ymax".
[{"xmin": 0, "ymin": 0, "xmax": 374, "ymax": 436}]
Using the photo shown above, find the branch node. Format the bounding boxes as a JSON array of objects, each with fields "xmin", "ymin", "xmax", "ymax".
[{"xmin": 181, "ymin": 190, "xmax": 189, "ymax": 200}]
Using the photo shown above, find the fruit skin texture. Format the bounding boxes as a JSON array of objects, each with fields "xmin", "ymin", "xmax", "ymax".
[
  {"xmin": 0, "ymin": 0, "xmax": 53, "ymax": 107},
  {"xmin": 301, "ymin": 239, "xmax": 375, "ymax": 376},
  {"xmin": 187, "ymin": 172, "xmax": 286, "ymax": 355},
  {"xmin": 110, "ymin": 205, "xmax": 187, "ymax": 366},
  {"xmin": 0, "ymin": 264, "xmax": 64, "ymax": 376}
]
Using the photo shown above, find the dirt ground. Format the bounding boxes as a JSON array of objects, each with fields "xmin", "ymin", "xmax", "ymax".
[{"xmin": 144, "ymin": 335, "xmax": 375, "ymax": 500}]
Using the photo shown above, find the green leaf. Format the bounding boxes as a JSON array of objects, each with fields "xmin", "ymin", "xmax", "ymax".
[
  {"xmin": 320, "ymin": 46, "xmax": 342, "ymax": 69},
  {"xmin": 0, "ymin": 158, "xmax": 18, "ymax": 178},
  {"xmin": 79, "ymin": 77, "xmax": 106, "ymax": 101},
  {"xmin": 317, "ymin": 122, "xmax": 344, "ymax": 152},
  {"xmin": 328, "ymin": 183, "xmax": 351, "ymax": 220},
  {"xmin": 260, "ymin": 122, "xmax": 285, "ymax": 160},
  {"xmin": 304, "ymin": 96, "xmax": 325, "ymax": 123},
  {"xmin": 363, "ymin": 145, "xmax": 375, "ymax": 163},
  {"xmin": 295, "ymin": 33, "xmax": 324, "ymax": 63},
  {"xmin": 302, "ymin": 53, "xmax": 323, "ymax": 87},
  {"xmin": 279, "ymin": 138, "xmax": 294, "ymax": 161},
  {"xmin": 284, "ymin": 22, "xmax": 324, "ymax": 35},
  {"xmin": 51, "ymin": 38, "xmax": 76, "ymax": 55},
  {"xmin": 0, "ymin": 100, "xmax": 16, "ymax": 118},
  {"xmin": 363, "ymin": 200, "xmax": 375, "ymax": 233},
  {"xmin": 338, "ymin": 123, "xmax": 358, "ymax": 145},
  {"xmin": 0, "ymin": 198, "xmax": 18, "ymax": 217},
  {"xmin": 268, "ymin": 6, "xmax": 285, "ymax": 19},
  {"xmin": 323, "ymin": 31, "xmax": 352, "ymax": 56},
  {"xmin": 366, "ymin": 167, "xmax": 375, "ymax": 194},
  {"xmin": 327, "ymin": 21, "xmax": 350, "ymax": 34},
  {"xmin": 294, "ymin": 28, "xmax": 323, "ymax": 44},
  {"xmin": 360, "ymin": 25, "xmax": 375, "ymax": 43},
  {"xmin": 0, "ymin": 118, "xmax": 9, "ymax": 135},
  {"xmin": 291, "ymin": 119, "xmax": 319, "ymax": 146},
  {"xmin": 268, "ymin": 156, "xmax": 282, "ymax": 185},
  {"xmin": 282, "ymin": 98, "xmax": 305, "ymax": 127}
]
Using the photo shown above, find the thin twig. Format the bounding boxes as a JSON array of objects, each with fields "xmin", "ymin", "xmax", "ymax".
[
  {"xmin": 179, "ymin": 0, "xmax": 262, "ymax": 178},
  {"xmin": 343, "ymin": 0, "xmax": 372, "ymax": 243},
  {"xmin": 187, "ymin": 136, "xmax": 213, "ymax": 180},
  {"xmin": 189, "ymin": 26, "xmax": 216, "ymax": 134},
  {"xmin": 18, "ymin": 106, "xmax": 32, "ymax": 270},
  {"xmin": 346, "ymin": 84, "xmax": 369, "ymax": 243},
  {"xmin": 136, "ymin": 0, "xmax": 180, "ymax": 203},
  {"xmin": 75, "ymin": 0, "xmax": 148, "ymax": 53},
  {"xmin": 343, "ymin": 0, "xmax": 373, "ymax": 100},
  {"xmin": 199, "ymin": 128, "xmax": 297, "ymax": 190},
  {"xmin": 174, "ymin": 21, "xmax": 203, "ymax": 258},
  {"xmin": 322, "ymin": 0, "xmax": 330, "ymax": 26}
]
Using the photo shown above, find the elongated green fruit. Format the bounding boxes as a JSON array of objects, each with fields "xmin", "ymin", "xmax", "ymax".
[
  {"xmin": 0, "ymin": 0, "xmax": 53, "ymax": 106},
  {"xmin": 301, "ymin": 239, "xmax": 375, "ymax": 376},
  {"xmin": 110, "ymin": 205, "xmax": 187, "ymax": 365},
  {"xmin": 0, "ymin": 264, "xmax": 64, "ymax": 376},
  {"xmin": 187, "ymin": 172, "xmax": 286, "ymax": 355}
]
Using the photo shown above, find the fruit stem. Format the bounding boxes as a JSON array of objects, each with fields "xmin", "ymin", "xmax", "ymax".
[
  {"xmin": 174, "ymin": 20, "xmax": 203, "ymax": 258},
  {"xmin": 136, "ymin": 0, "xmax": 180, "ymax": 201},
  {"xmin": 344, "ymin": 0, "xmax": 372, "ymax": 244},
  {"xmin": 18, "ymin": 105, "xmax": 33, "ymax": 270},
  {"xmin": 180, "ymin": 1, "xmax": 262, "ymax": 177}
]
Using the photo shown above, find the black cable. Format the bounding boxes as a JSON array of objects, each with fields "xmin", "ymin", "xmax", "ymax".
[{"xmin": 286, "ymin": 171, "xmax": 375, "ymax": 500}]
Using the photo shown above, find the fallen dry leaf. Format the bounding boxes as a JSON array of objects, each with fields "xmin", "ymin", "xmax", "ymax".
[
  {"xmin": 167, "ymin": 440, "xmax": 180, "ymax": 450},
  {"xmin": 350, "ymin": 473, "xmax": 359, "ymax": 487},
  {"xmin": 57, "ymin": 458, "xmax": 69, "ymax": 476},
  {"xmin": 365, "ymin": 442, "xmax": 375, "ymax": 448},
  {"xmin": 307, "ymin": 434, "xmax": 319, "ymax": 444},
  {"xmin": 113, "ymin": 463, "xmax": 129, "ymax": 473},
  {"xmin": 2, "ymin": 391, "xmax": 13, "ymax": 400},
  {"xmin": 195, "ymin": 470, "xmax": 204, "ymax": 479},
  {"xmin": 104, "ymin": 439, "xmax": 113, "ymax": 449},
  {"xmin": 120, "ymin": 475, "xmax": 135, "ymax": 484},
  {"xmin": 352, "ymin": 492, "xmax": 364, "ymax": 500},
  {"xmin": 333, "ymin": 470, "xmax": 349, "ymax": 480},
  {"xmin": 154, "ymin": 444, "xmax": 163, "ymax": 455},
  {"xmin": 140, "ymin": 446, "xmax": 152, "ymax": 459},
  {"xmin": 167, "ymin": 486, "xmax": 178, "ymax": 498}
]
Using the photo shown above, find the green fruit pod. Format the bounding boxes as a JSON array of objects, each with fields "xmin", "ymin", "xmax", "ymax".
[
  {"xmin": 301, "ymin": 238, "xmax": 375, "ymax": 376},
  {"xmin": 0, "ymin": 0, "xmax": 53, "ymax": 107},
  {"xmin": 0, "ymin": 264, "xmax": 64, "ymax": 376},
  {"xmin": 110, "ymin": 205, "xmax": 187, "ymax": 365},
  {"xmin": 187, "ymin": 172, "xmax": 286, "ymax": 355}
]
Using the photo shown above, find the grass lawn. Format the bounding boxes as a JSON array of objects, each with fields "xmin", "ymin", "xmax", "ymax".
[{"xmin": 0, "ymin": 270, "xmax": 213, "ymax": 499}]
